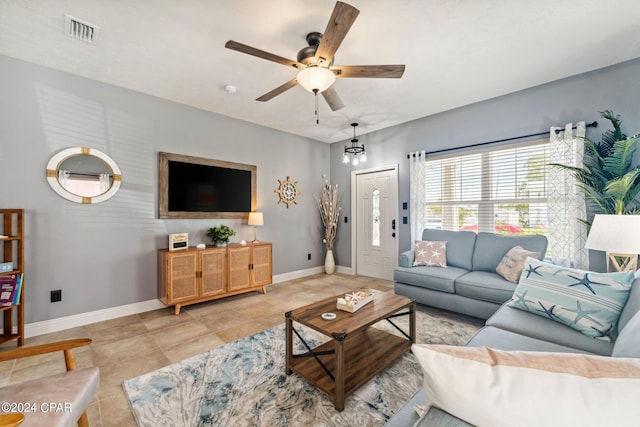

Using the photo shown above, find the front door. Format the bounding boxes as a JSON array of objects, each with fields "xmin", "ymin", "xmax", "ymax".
[{"xmin": 354, "ymin": 168, "xmax": 398, "ymax": 280}]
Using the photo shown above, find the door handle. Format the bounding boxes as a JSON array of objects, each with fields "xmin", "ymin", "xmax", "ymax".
[
  {"xmin": 391, "ymin": 219, "xmax": 396, "ymax": 230},
  {"xmin": 392, "ymin": 232, "xmax": 396, "ymax": 238}
]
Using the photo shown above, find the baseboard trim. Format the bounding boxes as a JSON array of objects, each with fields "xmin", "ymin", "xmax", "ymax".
[
  {"xmin": 272, "ymin": 266, "xmax": 324, "ymax": 283},
  {"xmin": 25, "ymin": 266, "xmax": 348, "ymax": 338},
  {"xmin": 25, "ymin": 299, "xmax": 166, "ymax": 338}
]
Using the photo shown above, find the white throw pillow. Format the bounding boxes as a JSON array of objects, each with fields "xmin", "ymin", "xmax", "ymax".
[
  {"xmin": 412, "ymin": 343, "xmax": 640, "ymax": 427},
  {"xmin": 495, "ymin": 245, "xmax": 540, "ymax": 283}
]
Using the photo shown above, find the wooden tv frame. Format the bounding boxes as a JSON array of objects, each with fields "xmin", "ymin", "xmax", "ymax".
[{"xmin": 158, "ymin": 152, "xmax": 256, "ymax": 219}]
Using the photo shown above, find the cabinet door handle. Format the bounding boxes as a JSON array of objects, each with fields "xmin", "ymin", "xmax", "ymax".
[{"xmin": 391, "ymin": 219, "xmax": 396, "ymax": 230}]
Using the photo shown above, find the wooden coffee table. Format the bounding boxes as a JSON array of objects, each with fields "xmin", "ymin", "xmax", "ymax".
[{"xmin": 285, "ymin": 290, "xmax": 415, "ymax": 411}]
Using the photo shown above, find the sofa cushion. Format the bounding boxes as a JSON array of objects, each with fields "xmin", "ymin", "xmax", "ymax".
[
  {"xmin": 619, "ymin": 278, "xmax": 640, "ymax": 330},
  {"xmin": 507, "ymin": 257, "xmax": 634, "ymax": 342},
  {"xmin": 454, "ymin": 271, "xmax": 517, "ymax": 304},
  {"xmin": 466, "ymin": 326, "xmax": 592, "ymax": 353},
  {"xmin": 487, "ymin": 304, "xmax": 614, "ymax": 355},
  {"xmin": 413, "ymin": 240, "xmax": 447, "ymax": 267},
  {"xmin": 471, "ymin": 232, "xmax": 547, "ymax": 272},
  {"xmin": 495, "ymin": 245, "xmax": 540, "ymax": 282},
  {"xmin": 422, "ymin": 229, "xmax": 476, "ymax": 270},
  {"xmin": 393, "ymin": 266, "xmax": 468, "ymax": 293},
  {"xmin": 412, "ymin": 343, "xmax": 640, "ymax": 427},
  {"xmin": 385, "ymin": 389, "xmax": 472, "ymax": 427},
  {"xmin": 612, "ymin": 311, "xmax": 640, "ymax": 358},
  {"xmin": 413, "ymin": 404, "xmax": 472, "ymax": 427}
]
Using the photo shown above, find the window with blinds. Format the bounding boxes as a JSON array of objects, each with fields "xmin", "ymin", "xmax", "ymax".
[{"xmin": 424, "ymin": 139, "xmax": 549, "ymax": 237}]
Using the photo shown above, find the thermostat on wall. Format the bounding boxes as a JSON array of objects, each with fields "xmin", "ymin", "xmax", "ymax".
[{"xmin": 169, "ymin": 233, "xmax": 189, "ymax": 251}]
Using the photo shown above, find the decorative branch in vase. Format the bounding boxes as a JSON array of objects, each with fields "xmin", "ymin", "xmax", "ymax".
[{"xmin": 316, "ymin": 179, "xmax": 342, "ymax": 274}]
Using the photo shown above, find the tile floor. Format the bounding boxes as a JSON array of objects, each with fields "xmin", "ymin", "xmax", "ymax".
[{"xmin": 0, "ymin": 273, "xmax": 395, "ymax": 427}]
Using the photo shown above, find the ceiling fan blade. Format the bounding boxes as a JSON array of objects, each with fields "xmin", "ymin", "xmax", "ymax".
[
  {"xmin": 256, "ymin": 79, "xmax": 299, "ymax": 102},
  {"xmin": 332, "ymin": 65, "xmax": 406, "ymax": 78},
  {"xmin": 225, "ymin": 40, "xmax": 305, "ymax": 69},
  {"xmin": 321, "ymin": 86, "xmax": 344, "ymax": 111},
  {"xmin": 314, "ymin": 2, "xmax": 360, "ymax": 66}
]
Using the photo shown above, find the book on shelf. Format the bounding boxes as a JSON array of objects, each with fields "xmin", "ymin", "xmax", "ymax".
[
  {"xmin": 0, "ymin": 273, "xmax": 23, "ymax": 307},
  {"xmin": 12, "ymin": 273, "xmax": 23, "ymax": 305}
]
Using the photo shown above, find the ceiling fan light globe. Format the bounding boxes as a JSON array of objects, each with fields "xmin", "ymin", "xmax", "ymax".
[{"xmin": 297, "ymin": 66, "xmax": 335, "ymax": 93}]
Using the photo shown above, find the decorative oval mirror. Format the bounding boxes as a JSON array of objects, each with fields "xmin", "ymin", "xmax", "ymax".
[{"xmin": 46, "ymin": 147, "xmax": 122, "ymax": 204}]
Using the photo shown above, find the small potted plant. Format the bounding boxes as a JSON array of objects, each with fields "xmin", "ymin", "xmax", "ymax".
[{"xmin": 206, "ymin": 225, "xmax": 236, "ymax": 247}]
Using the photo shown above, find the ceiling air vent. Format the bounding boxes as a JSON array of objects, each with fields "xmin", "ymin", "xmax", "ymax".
[{"xmin": 64, "ymin": 14, "xmax": 100, "ymax": 43}]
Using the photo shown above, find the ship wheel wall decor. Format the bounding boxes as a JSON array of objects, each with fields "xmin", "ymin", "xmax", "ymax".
[{"xmin": 275, "ymin": 176, "xmax": 301, "ymax": 208}]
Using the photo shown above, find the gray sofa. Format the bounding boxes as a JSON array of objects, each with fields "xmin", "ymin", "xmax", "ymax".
[
  {"xmin": 386, "ymin": 273, "xmax": 640, "ymax": 426},
  {"xmin": 394, "ymin": 229, "xmax": 548, "ymax": 320}
]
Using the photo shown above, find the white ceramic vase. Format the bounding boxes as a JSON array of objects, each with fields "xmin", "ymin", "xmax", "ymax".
[{"xmin": 325, "ymin": 249, "xmax": 336, "ymax": 274}]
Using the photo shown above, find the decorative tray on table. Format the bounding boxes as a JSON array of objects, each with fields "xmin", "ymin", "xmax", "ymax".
[{"xmin": 336, "ymin": 289, "xmax": 375, "ymax": 313}]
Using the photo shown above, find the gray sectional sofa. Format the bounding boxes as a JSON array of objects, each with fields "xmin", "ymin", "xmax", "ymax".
[
  {"xmin": 387, "ymin": 230, "xmax": 640, "ymax": 426},
  {"xmin": 386, "ymin": 275, "xmax": 640, "ymax": 426},
  {"xmin": 394, "ymin": 229, "xmax": 548, "ymax": 320}
]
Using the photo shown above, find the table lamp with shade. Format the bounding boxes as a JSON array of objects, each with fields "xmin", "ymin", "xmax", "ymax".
[
  {"xmin": 584, "ymin": 214, "xmax": 640, "ymax": 272},
  {"xmin": 248, "ymin": 212, "xmax": 264, "ymax": 243}
]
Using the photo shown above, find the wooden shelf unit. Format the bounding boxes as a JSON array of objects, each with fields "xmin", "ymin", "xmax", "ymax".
[
  {"xmin": 158, "ymin": 242, "xmax": 272, "ymax": 314},
  {"xmin": 0, "ymin": 209, "xmax": 24, "ymax": 346}
]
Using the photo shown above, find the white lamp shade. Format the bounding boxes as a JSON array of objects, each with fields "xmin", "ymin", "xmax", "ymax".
[
  {"xmin": 248, "ymin": 212, "xmax": 264, "ymax": 226},
  {"xmin": 296, "ymin": 66, "xmax": 336, "ymax": 93},
  {"xmin": 585, "ymin": 214, "xmax": 640, "ymax": 254}
]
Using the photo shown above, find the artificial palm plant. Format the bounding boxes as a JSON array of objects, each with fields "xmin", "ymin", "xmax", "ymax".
[{"xmin": 550, "ymin": 110, "xmax": 640, "ymax": 222}]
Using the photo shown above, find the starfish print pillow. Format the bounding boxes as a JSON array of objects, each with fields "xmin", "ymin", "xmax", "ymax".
[
  {"xmin": 413, "ymin": 240, "xmax": 447, "ymax": 267},
  {"xmin": 507, "ymin": 257, "xmax": 634, "ymax": 341}
]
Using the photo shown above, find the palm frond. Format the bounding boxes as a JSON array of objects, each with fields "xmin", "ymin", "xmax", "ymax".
[
  {"xmin": 604, "ymin": 169, "xmax": 640, "ymax": 214},
  {"xmin": 602, "ymin": 136, "xmax": 639, "ymax": 177},
  {"xmin": 599, "ymin": 110, "xmax": 626, "ymax": 153}
]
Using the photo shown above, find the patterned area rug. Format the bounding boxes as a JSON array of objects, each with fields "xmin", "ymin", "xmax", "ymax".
[{"xmin": 123, "ymin": 308, "xmax": 481, "ymax": 427}]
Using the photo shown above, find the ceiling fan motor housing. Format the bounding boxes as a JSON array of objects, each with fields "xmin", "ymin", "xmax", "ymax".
[{"xmin": 297, "ymin": 32, "xmax": 332, "ymax": 66}]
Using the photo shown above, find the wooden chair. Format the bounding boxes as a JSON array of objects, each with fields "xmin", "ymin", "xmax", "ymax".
[{"xmin": 0, "ymin": 339, "xmax": 99, "ymax": 427}]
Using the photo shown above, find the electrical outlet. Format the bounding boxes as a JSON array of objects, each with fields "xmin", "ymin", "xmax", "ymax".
[
  {"xmin": 307, "ymin": 253, "xmax": 311, "ymax": 260},
  {"xmin": 51, "ymin": 289, "xmax": 62, "ymax": 303}
]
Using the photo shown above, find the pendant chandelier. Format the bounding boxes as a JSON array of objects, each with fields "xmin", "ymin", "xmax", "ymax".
[{"xmin": 342, "ymin": 123, "xmax": 367, "ymax": 165}]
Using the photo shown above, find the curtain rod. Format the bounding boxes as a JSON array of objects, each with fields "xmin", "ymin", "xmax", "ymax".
[
  {"xmin": 66, "ymin": 172, "xmax": 112, "ymax": 178},
  {"xmin": 407, "ymin": 121, "xmax": 598, "ymax": 158}
]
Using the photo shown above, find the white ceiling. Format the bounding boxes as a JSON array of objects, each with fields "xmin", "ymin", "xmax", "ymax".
[{"xmin": 1, "ymin": 0, "xmax": 640, "ymax": 143}]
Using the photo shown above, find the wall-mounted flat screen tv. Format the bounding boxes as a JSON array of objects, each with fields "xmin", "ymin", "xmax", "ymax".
[{"xmin": 158, "ymin": 152, "xmax": 256, "ymax": 219}]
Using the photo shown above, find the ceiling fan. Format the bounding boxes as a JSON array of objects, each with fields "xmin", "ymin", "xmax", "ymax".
[{"xmin": 224, "ymin": 1, "xmax": 405, "ymax": 112}]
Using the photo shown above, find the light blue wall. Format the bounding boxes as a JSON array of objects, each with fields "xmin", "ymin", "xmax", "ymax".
[
  {"xmin": 0, "ymin": 55, "xmax": 328, "ymax": 323},
  {"xmin": 330, "ymin": 58, "xmax": 640, "ymax": 272}
]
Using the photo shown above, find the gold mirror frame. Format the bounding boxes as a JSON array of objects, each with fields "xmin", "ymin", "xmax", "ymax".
[{"xmin": 46, "ymin": 147, "xmax": 122, "ymax": 204}]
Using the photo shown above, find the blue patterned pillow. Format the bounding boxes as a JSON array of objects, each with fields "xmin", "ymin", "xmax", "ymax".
[{"xmin": 507, "ymin": 257, "xmax": 634, "ymax": 342}]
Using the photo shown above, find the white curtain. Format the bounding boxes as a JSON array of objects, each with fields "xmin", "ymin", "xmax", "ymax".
[
  {"xmin": 99, "ymin": 173, "xmax": 111, "ymax": 193},
  {"xmin": 547, "ymin": 121, "xmax": 589, "ymax": 269},
  {"xmin": 409, "ymin": 150, "xmax": 427, "ymax": 244}
]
